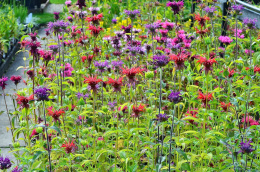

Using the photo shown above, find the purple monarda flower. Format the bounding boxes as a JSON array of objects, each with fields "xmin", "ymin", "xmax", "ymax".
[
  {"xmin": 49, "ymin": 45, "xmax": 59, "ymax": 53},
  {"xmin": 156, "ymin": 113, "xmax": 170, "ymax": 122},
  {"xmin": 108, "ymin": 101, "xmax": 117, "ymax": 109},
  {"xmin": 239, "ymin": 139, "xmax": 254, "ymax": 154},
  {"xmin": 243, "ymin": 18, "xmax": 257, "ymax": 29},
  {"xmin": 0, "ymin": 156, "xmax": 12, "ymax": 170},
  {"xmin": 232, "ymin": 4, "xmax": 244, "ymax": 15},
  {"xmin": 34, "ymin": 87, "xmax": 51, "ymax": 101},
  {"xmin": 168, "ymin": 91, "xmax": 182, "ymax": 103},
  {"xmin": 126, "ymin": 46, "xmax": 143, "ymax": 56},
  {"xmin": 204, "ymin": 6, "xmax": 216, "ymax": 16},
  {"xmin": 112, "ymin": 18, "xmax": 117, "ymax": 24},
  {"xmin": 153, "ymin": 55, "xmax": 169, "ymax": 67},
  {"xmin": 48, "ymin": 20, "xmax": 70, "ymax": 34},
  {"xmin": 111, "ymin": 60, "xmax": 124, "ymax": 69},
  {"xmin": 12, "ymin": 166, "xmax": 23, "ymax": 172},
  {"xmin": 166, "ymin": 1, "xmax": 184, "ymax": 14},
  {"xmin": 54, "ymin": 12, "xmax": 60, "ymax": 20},
  {"xmin": 0, "ymin": 77, "xmax": 8, "ymax": 90},
  {"xmin": 76, "ymin": 0, "xmax": 86, "ymax": 9},
  {"xmin": 145, "ymin": 23, "xmax": 160, "ymax": 35},
  {"xmin": 76, "ymin": 92, "xmax": 89, "ymax": 99},
  {"xmin": 89, "ymin": 7, "xmax": 100, "ymax": 15},
  {"xmin": 124, "ymin": 10, "xmax": 140, "ymax": 19},
  {"xmin": 94, "ymin": 60, "xmax": 109, "ymax": 73}
]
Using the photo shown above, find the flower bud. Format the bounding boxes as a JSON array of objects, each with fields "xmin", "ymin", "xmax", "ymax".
[{"xmin": 36, "ymin": 127, "xmax": 43, "ymax": 133}]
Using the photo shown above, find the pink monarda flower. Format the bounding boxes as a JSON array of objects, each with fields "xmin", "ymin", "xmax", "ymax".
[
  {"xmin": 65, "ymin": 0, "xmax": 72, "ymax": 7},
  {"xmin": 166, "ymin": 1, "xmax": 184, "ymax": 14},
  {"xmin": 10, "ymin": 75, "xmax": 22, "ymax": 86},
  {"xmin": 63, "ymin": 63, "xmax": 74, "ymax": 77},
  {"xmin": 218, "ymin": 36, "xmax": 233, "ymax": 45},
  {"xmin": 233, "ymin": 29, "xmax": 244, "ymax": 39},
  {"xmin": 245, "ymin": 49, "xmax": 254, "ymax": 55},
  {"xmin": 0, "ymin": 76, "xmax": 8, "ymax": 90}
]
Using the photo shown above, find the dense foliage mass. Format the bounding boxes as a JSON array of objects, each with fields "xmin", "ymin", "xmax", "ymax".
[{"xmin": 0, "ymin": 0, "xmax": 260, "ymax": 171}]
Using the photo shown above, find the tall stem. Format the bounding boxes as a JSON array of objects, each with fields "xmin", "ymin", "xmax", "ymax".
[
  {"xmin": 249, "ymin": 29, "xmax": 252, "ymax": 66},
  {"xmin": 157, "ymin": 67, "xmax": 163, "ymax": 163},
  {"xmin": 3, "ymin": 90, "xmax": 14, "ymax": 142},
  {"xmin": 168, "ymin": 105, "xmax": 175, "ymax": 171}
]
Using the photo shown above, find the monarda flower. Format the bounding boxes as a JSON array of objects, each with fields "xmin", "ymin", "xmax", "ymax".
[
  {"xmin": 28, "ymin": 41, "xmax": 41, "ymax": 56},
  {"xmin": 76, "ymin": 0, "xmax": 86, "ymax": 9},
  {"xmin": 121, "ymin": 67, "xmax": 143, "ymax": 83},
  {"xmin": 84, "ymin": 76, "xmax": 102, "ymax": 92},
  {"xmin": 197, "ymin": 56, "xmax": 217, "ymax": 74},
  {"xmin": 195, "ymin": 27, "xmax": 210, "ymax": 37},
  {"xmin": 168, "ymin": 91, "xmax": 182, "ymax": 103},
  {"xmin": 166, "ymin": 1, "xmax": 184, "ymax": 14},
  {"xmin": 198, "ymin": 91, "xmax": 213, "ymax": 107},
  {"xmin": 218, "ymin": 36, "xmax": 233, "ymax": 45},
  {"xmin": 161, "ymin": 21, "xmax": 175, "ymax": 31},
  {"xmin": 169, "ymin": 53, "xmax": 187, "ymax": 70},
  {"xmin": 26, "ymin": 70, "xmax": 34, "ymax": 79},
  {"xmin": 145, "ymin": 23, "xmax": 160, "ymax": 35},
  {"xmin": 220, "ymin": 102, "xmax": 231, "ymax": 112},
  {"xmin": 132, "ymin": 104, "xmax": 146, "ymax": 118},
  {"xmin": 88, "ymin": 25, "xmax": 103, "ymax": 37},
  {"xmin": 63, "ymin": 63, "xmax": 74, "ymax": 77},
  {"xmin": 153, "ymin": 55, "xmax": 169, "ymax": 68},
  {"xmin": 86, "ymin": 13, "xmax": 103, "ymax": 25},
  {"xmin": 19, "ymin": 40, "xmax": 29, "ymax": 48},
  {"xmin": 65, "ymin": 0, "xmax": 72, "ymax": 7},
  {"xmin": 112, "ymin": 18, "xmax": 117, "ymax": 24},
  {"xmin": 124, "ymin": 9, "xmax": 140, "ymax": 19},
  {"xmin": 16, "ymin": 94, "xmax": 34, "ymax": 109},
  {"xmin": 231, "ymin": 4, "xmax": 244, "ymax": 16},
  {"xmin": 111, "ymin": 60, "xmax": 124, "ymax": 71},
  {"xmin": 89, "ymin": 7, "xmax": 100, "ymax": 15},
  {"xmin": 194, "ymin": 13, "xmax": 210, "ymax": 27},
  {"xmin": 94, "ymin": 60, "xmax": 109, "ymax": 73},
  {"xmin": 239, "ymin": 139, "xmax": 254, "ymax": 154},
  {"xmin": 121, "ymin": 25, "xmax": 132, "ymax": 34},
  {"xmin": 185, "ymin": 108, "xmax": 198, "ymax": 124},
  {"xmin": 0, "ymin": 77, "xmax": 8, "ymax": 90},
  {"xmin": 48, "ymin": 20, "xmax": 70, "ymax": 34},
  {"xmin": 53, "ymin": 12, "xmax": 60, "ymax": 20},
  {"xmin": 0, "ymin": 156, "xmax": 12, "ymax": 170},
  {"xmin": 243, "ymin": 18, "xmax": 257, "ymax": 29},
  {"xmin": 254, "ymin": 65, "xmax": 260, "ymax": 74},
  {"xmin": 107, "ymin": 77, "xmax": 124, "ymax": 92},
  {"xmin": 203, "ymin": 6, "xmax": 216, "ymax": 16},
  {"xmin": 34, "ymin": 87, "xmax": 51, "ymax": 101},
  {"xmin": 29, "ymin": 32, "xmax": 37, "ymax": 42},
  {"xmin": 47, "ymin": 107, "xmax": 65, "ymax": 123},
  {"xmin": 12, "ymin": 166, "xmax": 23, "ymax": 172},
  {"xmin": 156, "ymin": 113, "xmax": 169, "ymax": 122},
  {"xmin": 61, "ymin": 140, "xmax": 77, "ymax": 153},
  {"xmin": 10, "ymin": 75, "xmax": 22, "ymax": 86}
]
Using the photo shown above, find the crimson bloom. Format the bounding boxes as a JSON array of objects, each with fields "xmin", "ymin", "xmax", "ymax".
[
  {"xmin": 185, "ymin": 108, "xmax": 198, "ymax": 125},
  {"xmin": 169, "ymin": 53, "xmax": 188, "ymax": 70},
  {"xmin": 220, "ymin": 102, "xmax": 231, "ymax": 112},
  {"xmin": 194, "ymin": 13, "xmax": 210, "ymax": 27},
  {"xmin": 16, "ymin": 94, "xmax": 34, "ymax": 109},
  {"xmin": 0, "ymin": 77, "xmax": 8, "ymax": 90},
  {"xmin": 10, "ymin": 75, "xmax": 22, "ymax": 86},
  {"xmin": 61, "ymin": 140, "xmax": 77, "ymax": 153},
  {"xmin": 107, "ymin": 77, "xmax": 124, "ymax": 92},
  {"xmin": 84, "ymin": 76, "xmax": 102, "ymax": 92},
  {"xmin": 121, "ymin": 67, "xmax": 143, "ymax": 84},
  {"xmin": 197, "ymin": 56, "xmax": 217, "ymax": 74},
  {"xmin": 254, "ymin": 65, "xmax": 260, "ymax": 74},
  {"xmin": 132, "ymin": 104, "xmax": 146, "ymax": 118},
  {"xmin": 198, "ymin": 91, "xmax": 213, "ymax": 107},
  {"xmin": 88, "ymin": 25, "xmax": 103, "ymax": 37},
  {"xmin": 47, "ymin": 107, "xmax": 65, "ymax": 122},
  {"xmin": 76, "ymin": 0, "xmax": 86, "ymax": 9},
  {"xmin": 86, "ymin": 14, "xmax": 103, "ymax": 25}
]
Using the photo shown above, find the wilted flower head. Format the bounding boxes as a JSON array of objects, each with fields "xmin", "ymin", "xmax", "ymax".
[
  {"xmin": 166, "ymin": 1, "xmax": 184, "ymax": 14},
  {"xmin": 168, "ymin": 91, "xmax": 182, "ymax": 103},
  {"xmin": 94, "ymin": 60, "xmax": 109, "ymax": 73},
  {"xmin": 0, "ymin": 156, "xmax": 12, "ymax": 170},
  {"xmin": 243, "ymin": 18, "xmax": 257, "ymax": 29},
  {"xmin": 156, "ymin": 113, "xmax": 169, "ymax": 122},
  {"xmin": 124, "ymin": 10, "xmax": 140, "ymax": 19},
  {"xmin": 34, "ymin": 87, "xmax": 51, "ymax": 101},
  {"xmin": 239, "ymin": 139, "xmax": 254, "ymax": 154},
  {"xmin": 153, "ymin": 55, "xmax": 169, "ymax": 68},
  {"xmin": 0, "ymin": 77, "xmax": 8, "ymax": 90}
]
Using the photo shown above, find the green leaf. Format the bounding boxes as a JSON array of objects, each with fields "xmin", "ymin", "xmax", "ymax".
[{"xmin": 49, "ymin": 125, "xmax": 62, "ymax": 136}]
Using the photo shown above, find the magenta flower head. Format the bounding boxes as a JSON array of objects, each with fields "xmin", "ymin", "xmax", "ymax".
[
  {"xmin": 239, "ymin": 139, "xmax": 254, "ymax": 154},
  {"xmin": 218, "ymin": 36, "xmax": 233, "ymax": 45},
  {"xmin": 124, "ymin": 10, "xmax": 140, "ymax": 19},
  {"xmin": 156, "ymin": 113, "xmax": 169, "ymax": 122},
  {"xmin": 231, "ymin": 4, "xmax": 244, "ymax": 16},
  {"xmin": 167, "ymin": 1, "xmax": 184, "ymax": 14},
  {"xmin": 29, "ymin": 32, "xmax": 37, "ymax": 42},
  {"xmin": 0, "ymin": 77, "xmax": 8, "ymax": 90},
  {"xmin": 243, "ymin": 18, "xmax": 257, "ymax": 29},
  {"xmin": 0, "ymin": 156, "xmax": 12, "ymax": 170},
  {"xmin": 76, "ymin": 0, "xmax": 86, "ymax": 9},
  {"xmin": 28, "ymin": 41, "xmax": 41, "ymax": 57},
  {"xmin": 12, "ymin": 166, "xmax": 23, "ymax": 172},
  {"xmin": 34, "ymin": 87, "xmax": 51, "ymax": 101},
  {"xmin": 10, "ymin": 76, "xmax": 22, "ymax": 86},
  {"xmin": 94, "ymin": 60, "xmax": 109, "ymax": 73},
  {"xmin": 168, "ymin": 91, "xmax": 182, "ymax": 103},
  {"xmin": 153, "ymin": 55, "xmax": 169, "ymax": 68},
  {"xmin": 65, "ymin": 0, "xmax": 72, "ymax": 7},
  {"xmin": 54, "ymin": 12, "xmax": 60, "ymax": 20}
]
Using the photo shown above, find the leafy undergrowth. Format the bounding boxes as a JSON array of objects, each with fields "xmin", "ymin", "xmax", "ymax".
[{"xmin": 0, "ymin": 0, "xmax": 260, "ymax": 172}]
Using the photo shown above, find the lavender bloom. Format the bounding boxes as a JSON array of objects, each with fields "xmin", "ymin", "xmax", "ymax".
[
  {"xmin": 156, "ymin": 113, "xmax": 170, "ymax": 122},
  {"xmin": 145, "ymin": 23, "xmax": 160, "ymax": 35},
  {"xmin": 124, "ymin": 10, "xmax": 140, "ymax": 19},
  {"xmin": 0, "ymin": 156, "xmax": 12, "ymax": 170},
  {"xmin": 204, "ymin": 6, "xmax": 216, "ymax": 16},
  {"xmin": 115, "ymin": 31, "xmax": 124, "ymax": 38},
  {"xmin": 54, "ymin": 12, "xmax": 60, "ymax": 20},
  {"xmin": 168, "ymin": 91, "xmax": 182, "ymax": 103},
  {"xmin": 112, "ymin": 18, "xmax": 117, "ymax": 24},
  {"xmin": 94, "ymin": 60, "xmax": 109, "ymax": 73},
  {"xmin": 0, "ymin": 77, "xmax": 8, "ymax": 90},
  {"xmin": 232, "ymin": 4, "xmax": 244, "ymax": 15},
  {"xmin": 76, "ymin": 92, "xmax": 89, "ymax": 99},
  {"xmin": 49, "ymin": 45, "xmax": 59, "ymax": 53},
  {"xmin": 153, "ymin": 55, "xmax": 169, "ymax": 67},
  {"xmin": 34, "ymin": 87, "xmax": 51, "ymax": 101},
  {"xmin": 48, "ymin": 20, "xmax": 70, "ymax": 34},
  {"xmin": 108, "ymin": 101, "xmax": 117, "ymax": 109},
  {"xmin": 243, "ymin": 18, "xmax": 257, "ymax": 29},
  {"xmin": 89, "ymin": 7, "xmax": 100, "ymax": 15},
  {"xmin": 166, "ymin": 1, "xmax": 184, "ymax": 14},
  {"xmin": 77, "ymin": 11, "xmax": 87, "ymax": 19},
  {"xmin": 12, "ymin": 166, "xmax": 23, "ymax": 172},
  {"xmin": 239, "ymin": 139, "xmax": 254, "ymax": 154},
  {"xmin": 76, "ymin": 0, "xmax": 86, "ymax": 9},
  {"xmin": 111, "ymin": 60, "xmax": 124, "ymax": 69},
  {"xmin": 126, "ymin": 46, "xmax": 142, "ymax": 56}
]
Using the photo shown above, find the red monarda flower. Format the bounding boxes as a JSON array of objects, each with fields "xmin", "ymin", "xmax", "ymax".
[
  {"xmin": 82, "ymin": 55, "xmax": 94, "ymax": 64},
  {"xmin": 228, "ymin": 68, "xmax": 235, "ymax": 78},
  {"xmin": 197, "ymin": 56, "xmax": 217, "ymax": 74},
  {"xmin": 169, "ymin": 53, "xmax": 188, "ymax": 70},
  {"xmin": 47, "ymin": 106, "xmax": 65, "ymax": 122},
  {"xmin": 132, "ymin": 104, "xmax": 146, "ymax": 118},
  {"xmin": 107, "ymin": 77, "xmax": 124, "ymax": 92},
  {"xmin": 220, "ymin": 102, "xmax": 231, "ymax": 112},
  {"xmin": 254, "ymin": 65, "xmax": 260, "ymax": 74},
  {"xmin": 198, "ymin": 91, "xmax": 213, "ymax": 107},
  {"xmin": 84, "ymin": 76, "xmax": 102, "ymax": 92},
  {"xmin": 88, "ymin": 25, "xmax": 103, "ymax": 37},
  {"xmin": 61, "ymin": 140, "xmax": 77, "ymax": 153},
  {"xmin": 10, "ymin": 75, "xmax": 22, "ymax": 86},
  {"xmin": 195, "ymin": 27, "xmax": 210, "ymax": 36},
  {"xmin": 86, "ymin": 14, "xmax": 103, "ymax": 25},
  {"xmin": 16, "ymin": 94, "xmax": 34, "ymax": 109},
  {"xmin": 195, "ymin": 13, "xmax": 210, "ymax": 27},
  {"xmin": 185, "ymin": 108, "xmax": 198, "ymax": 124},
  {"xmin": 121, "ymin": 67, "xmax": 143, "ymax": 84}
]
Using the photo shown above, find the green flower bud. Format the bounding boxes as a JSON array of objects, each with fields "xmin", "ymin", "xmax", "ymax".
[
  {"xmin": 82, "ymin": 128, "xmax": 88, "ymax": 134},
  {"xmin": 20, "ymin": 120, "xmax": 26, "ymax": 127},
  {"xmin": 81, "ymin": 140, "xmax": 88, "ymax": 146},
  {"xmin": 102, "ymin": 106, "xmax": 109, "ymax": 113},
  {"xmin": 145, "ymin": 71, "xmax": 154, "ymax": 79},
  {"xmin": 13, "ymin": 142, "xmax": 20, "ymax": 148},
  {"xmin": 36, "ymin": 127, "xmax": 43, "ymax": 133},
  {"xmin": 205, "ymin": 37, "xmax": 211, "ymax": 45}
]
